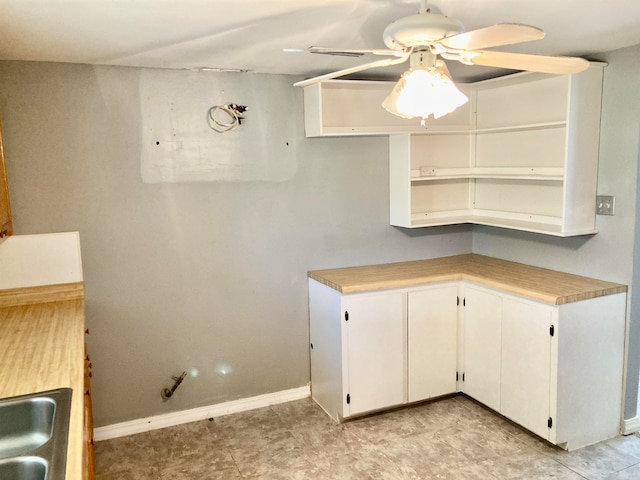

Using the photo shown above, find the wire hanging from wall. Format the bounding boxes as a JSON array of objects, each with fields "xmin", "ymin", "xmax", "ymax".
[{"xmin": 207, "ymin": 104, "xmax": 248, "ymax": 133}]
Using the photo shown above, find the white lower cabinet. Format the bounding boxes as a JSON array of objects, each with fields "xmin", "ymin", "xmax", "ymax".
[
  {"xmin": 462, "ymin": 285, "xmax": 502, "ymax": 412},
  {"xmin": 407, "ymin": 285, "xmax": 458, "ymax": 402},
  {"xmin": 459, "ymin": 288, "xmax": 626, "ymax": 450},
  {"xmin": 309, "ymin": 277, "xmax": 626, "ymax": 450},
  {"xmin": 342, "ymin": 291, "xmax": 405, "ymax": 416},
  {"xmin": 308, "ymin": 279, "xmax": 405, "ymax": 420},
  {"xmin": 500, "ymin": 295, "xmax": 553, "ymax": 440},
  {"xmin": 309, "ymin": 279, "xmax": 459, "ymax": 420}
]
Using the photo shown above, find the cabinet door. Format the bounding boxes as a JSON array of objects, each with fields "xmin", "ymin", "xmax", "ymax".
[
  {"xmin": 463, "ymin": 285, "xmax": 502, "ymax": 411},
  {"xmin": 408, "ymin": 285, "xmax": 458, "ymax": 402},
  {"xmin": 343, "ymin": 292, "xmax": 405, "ymax": 416},
  {"xmin": 501, "ymin": 296, "xmax": 552, "ymax": 439},
  {"xmin": 0, "ymin": 119, "xmax": 12, "ymax": 243}
]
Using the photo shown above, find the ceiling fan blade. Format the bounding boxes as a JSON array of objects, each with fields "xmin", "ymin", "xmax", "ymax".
[
  {"xmin": 468, "ymin": 50, "xmax": 590, "ymax": 74},
  {"xmin": 293, "ymin": 55, "xmax": 409, "ymax": 87},
  {"xmin": 307, "ymin": 46, "xmax": 406, "ymax": 57},
  {"xmin": 438, "ymin": 24, "xmax": 544, "ymax": 51}
]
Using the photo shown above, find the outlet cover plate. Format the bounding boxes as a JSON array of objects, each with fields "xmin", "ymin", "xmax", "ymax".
[{"xmin": 596, "ymin": 195, "xmax": 615, "ymax": 215}]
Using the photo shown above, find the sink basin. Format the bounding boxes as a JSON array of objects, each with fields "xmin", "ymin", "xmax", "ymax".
[
  {"xmin": 0, "ymin": 457, "xmax": 47, "ymax": 480},
  {"xmin": 0, "ymin": 389, "xmax": 72, "ymax": 480},
  {"xmin": 0, "ymin": 396, "xmax": 56, "ymax": 458}
]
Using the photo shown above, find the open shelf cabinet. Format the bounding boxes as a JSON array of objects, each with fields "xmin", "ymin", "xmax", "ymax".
[
  {"xmin": 389, "ymin": 64, "xmax": 605, "ymax": 236},
  {"xmin": 302, "ymin": 79, "xmax": 472, "ymax": 137}
]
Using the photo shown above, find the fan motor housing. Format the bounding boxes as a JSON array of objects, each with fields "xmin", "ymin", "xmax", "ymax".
[{"xmin": 383, "ymin": 13, "xmax": 464, "ymax": 49}]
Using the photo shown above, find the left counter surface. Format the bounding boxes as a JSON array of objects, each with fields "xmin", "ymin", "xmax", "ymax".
[{"xmin": 0, "ymin": 283, "xmax": 86, "ymax": 480}]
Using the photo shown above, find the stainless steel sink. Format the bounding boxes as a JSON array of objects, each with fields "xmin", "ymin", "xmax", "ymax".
[
  {"xmin": 0, "ymin": 389, "xmax": 72, "ymax": 480},
  {"xmin": 0, "ymin": 457, "xmax": 47, "ymax": 480},
  {"xmin": 0, "ymin": 395, "xmax": 56, "ymax": 457}
]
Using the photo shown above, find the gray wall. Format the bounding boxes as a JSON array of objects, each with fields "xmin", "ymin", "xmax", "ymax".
[
  {"xmin": 0, "ymin": 61, "xmax": 472, "ymax": 426},
  {"xmin": 473, "ymin": 44, "xmax": 640, "ymax": 420},
  {"xmin": 2, "ymin": 45, "xmax": 639, "ymax": 427}
]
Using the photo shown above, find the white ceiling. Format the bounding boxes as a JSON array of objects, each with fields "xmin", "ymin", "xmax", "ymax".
[{"xmin": 1, "ymin": 0, "xmax": 640, "ymax": 82}]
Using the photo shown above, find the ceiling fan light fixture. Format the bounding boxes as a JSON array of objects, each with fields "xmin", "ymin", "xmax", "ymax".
[{"xmin": 382, "ymin": 54, "xmax": 468, "ymax": 121}]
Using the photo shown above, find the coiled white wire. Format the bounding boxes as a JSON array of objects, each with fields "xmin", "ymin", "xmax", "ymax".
[{"xmin": 207, "ymin": 105, "xmax": 242, "ymax": 133}]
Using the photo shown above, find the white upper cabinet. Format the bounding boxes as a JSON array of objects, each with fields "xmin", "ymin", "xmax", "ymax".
[
  {"xmin": 302, "ymin": 79, "xmax": 472, "ymax": 136},
  {"xmin": 302, "ymin": 64, "xmax": 605, "ymax": 236},
  {"xmin": 389, "ymin": 64, "xmax": 605, "ymax": 236}
]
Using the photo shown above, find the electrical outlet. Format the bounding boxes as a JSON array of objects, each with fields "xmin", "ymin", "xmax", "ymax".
[
  {"xmin": 420, "ymin": 166, "xmax": 437, "ymax": 176},
  {"xmin": 596, "ymin": 195, "xmax": 615, "ymax": 215}
]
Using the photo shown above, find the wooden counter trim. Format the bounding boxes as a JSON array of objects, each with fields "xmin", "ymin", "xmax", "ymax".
[
  {"xmin": 308, "ymin": 254, "xmax": 627, "ymax": 305},
  {"xmin": 0, "ymin": 282, "xmax": 84, "ymax": 308}
]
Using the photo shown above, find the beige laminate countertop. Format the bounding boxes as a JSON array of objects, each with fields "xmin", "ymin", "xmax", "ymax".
[
  {"xmin": 308, "ymin": 254, "xmax": 627, "ymax": 305},
  {"xmin": 0, "ymin": 282, "xmax": 86, "ymax": 479}
]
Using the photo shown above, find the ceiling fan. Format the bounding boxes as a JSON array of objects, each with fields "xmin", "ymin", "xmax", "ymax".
[{"xmin": 292, "ymin": 0, "xmax": 589, "ymax": 90}]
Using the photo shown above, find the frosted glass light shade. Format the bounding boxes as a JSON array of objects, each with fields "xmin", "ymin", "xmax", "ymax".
[{"xmin": 382, "ymin": 67, "xmax": 468, "ymax": 120}]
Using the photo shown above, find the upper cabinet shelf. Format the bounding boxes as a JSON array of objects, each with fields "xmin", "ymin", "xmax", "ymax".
[
  {"xmin": 302, "ymin": 79, "xmax": 472, "ymax": 137},
  {"xmin": 301, "ymin": 63, "xmax": 606, "ymax": 237},
  {"xmin": 410, "ymin": 167, "xmax": 565, "ymax": 182}
]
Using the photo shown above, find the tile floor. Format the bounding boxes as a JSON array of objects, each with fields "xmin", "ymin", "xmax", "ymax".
[{"xmin": 95, "ymin": 394, "xmax": 640, "ymax": 479}]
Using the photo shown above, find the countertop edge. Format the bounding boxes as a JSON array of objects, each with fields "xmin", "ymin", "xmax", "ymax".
[
  {"xmin": 308, "ymin": 255, "xmax": 627, "ymax": 305},
  {"xmin": 0, "ymin": 282, "xmax": 84, "ymax": 308}
]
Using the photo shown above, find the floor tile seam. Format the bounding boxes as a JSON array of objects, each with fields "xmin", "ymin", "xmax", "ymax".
[
  {"xmin": 554, "ymin": 459, "xmax": 613, "ymax": 480},
  {"xmin": 609, "ymin": 462, "xmax": 640, "ymax": 478},
  {"xmin": 375, "ymin": 440, "xmax": 476, "ymax": 474},
  {"xmin": 600, "ymin": 455, "xmax": 640, "ymax": 478},
  {"xmin": 158, "ymin": 443, "xmax": 238, "ymax": 466},
  {"xmin": 226, "ymin": 448, "xmax": 252, "ymax": 478},
  {"xmin": 446, "ymin": 441, "xmax": 511, "ymax": 466},
  {"xmin": 467, "ymin": 461, "xmax": 502, "ymax": 480},
  {"xmin": 412, "ymin": 416, "xmax": 466, "ymax": 434},
  {"xmin": 268, "ymin": 404, "xmax": 291, "ymax": 426},
  {"xmin": 551, "ymin": 444, "xmax": 640, "ymax": 475},
  {"xmin": 361, "ymin": 447, "xmax": 415, "ymax": 480},
  {"xmin": 546, "ymin": 457, "xmax": 592, "ymax": 480},
  {"xmin": 512, "ymin": 455, "xmax": 604, "ymax": 480},
  {"xmin": 343, "ymin": 424, "xmax": 389, "ymax": 446},
  {"xmin": 608, "ymin": 448, "xmax": 640, "ymax": 464}
]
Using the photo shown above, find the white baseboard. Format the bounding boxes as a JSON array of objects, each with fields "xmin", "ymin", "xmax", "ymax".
[
  {"xmin": 623, "ymin": 416, "xmax": 640, "ymax": 435},
  {"xmin": 94, "ymin": 385, "xmax": 311, "ymax": 442}
]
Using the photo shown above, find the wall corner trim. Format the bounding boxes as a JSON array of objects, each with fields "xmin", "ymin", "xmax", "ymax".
[
  {"xmin": 94, "ymin": 385, "xmax": 311, "ymax": 442},
  {"xmin": 623, "ymin": 416, "xmax": 640, "ymax": 435}
]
